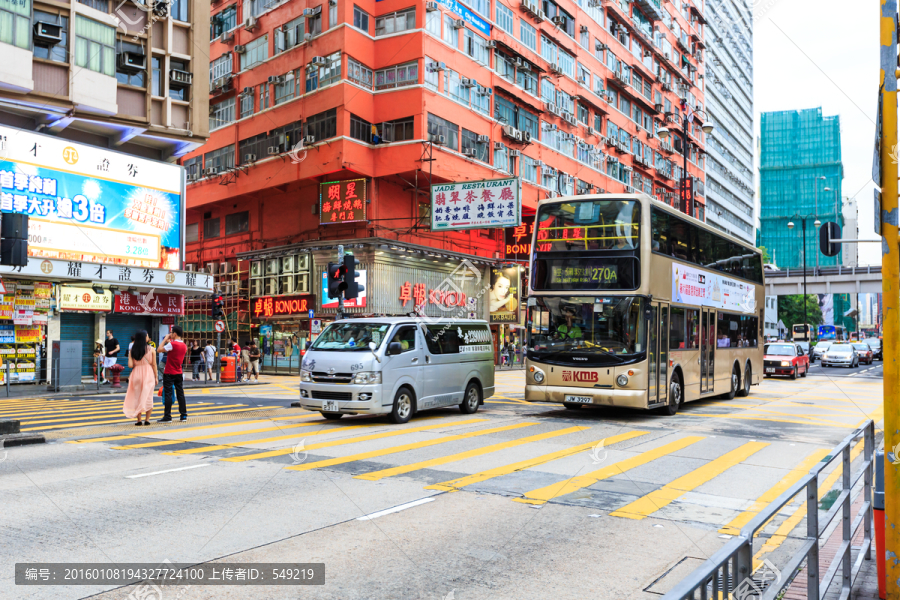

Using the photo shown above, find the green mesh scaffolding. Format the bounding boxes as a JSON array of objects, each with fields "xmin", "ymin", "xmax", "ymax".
[{"xmin": 759, "ymin": 108, "xmax": 844, "ymax": 269}]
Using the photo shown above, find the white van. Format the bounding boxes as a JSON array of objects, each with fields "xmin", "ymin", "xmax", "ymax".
[{"xmin": 298, "ymin": 317, "xmax": 495, "ymax": 423}]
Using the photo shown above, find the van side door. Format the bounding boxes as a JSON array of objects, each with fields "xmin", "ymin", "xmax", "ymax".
[
  {"xmin": 382, "ymin": 325, "xmax": 424, "ymax": 407},
  {"xmin": 420, "ymin": 324, "xmax": 462, "ymax": 409}
]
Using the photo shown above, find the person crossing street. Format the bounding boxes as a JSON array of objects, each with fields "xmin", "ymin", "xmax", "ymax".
[{"xmin": 157, "ymin": 326, "xmax": 188, "ymax": 423}]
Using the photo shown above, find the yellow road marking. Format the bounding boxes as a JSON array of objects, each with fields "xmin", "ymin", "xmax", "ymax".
[
  {"xmin": 355, "ymin": 426, "xmax": 590, "ymax": 481},
  {"xmin": 513, "ymin": 436, "xmax": 704, "ymax": 506},
  {"xmin": 0, "ymin": 402, "xmax": 216, "ymax": 419},
  {"xmin": 287, "ymin": 422, "xmax": 538, "ymax": 472},
  {"xmin": 18, "ymin": 404, "xmax": 248, "ymax": 426},
  {"xmin": 66, "ymin": 414, "xmax": 319, "ymax": 443},
  {"xmin": 426, "ymin": 431, "xmax": 649, "ymax": 492},
  {"xmin": 22, "ymin": 407, "xmax": 271, "ymax": 431},
  {"xmin": 679, "ymin": 413, "xmax": 860, "ymax": 429},
  {"xmin": 718, "ymin": 448, "xmax": 831, "ymax": 535},
  {"xmin": 609, "ymin": 441, "xmax": 768, "ymax": 520},
  {"xmin": 216, "ymin": 418, "xmax": 489, "ymax": 462},
  {"xmin": 112, "ymin": 420, "xmax": 331, "ymax": 449},
  {"xmin": 734, "ymin": 409, "xmax": 855, "ymax": 428},
  {"xmin": 166, "ymin": 423, "xmax": 384, "ymax": 454}
]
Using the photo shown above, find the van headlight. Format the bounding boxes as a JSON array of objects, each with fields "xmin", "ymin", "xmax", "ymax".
[
  {"xmin": 616, "ymin": 374, "xmax": 629, "ymax": 387},
  {"xmin": 351, "ymin": 371, "xmax": 382, "ymax": 385},
  {"xmin": 533, "ymin": 370, "xmax": 545, "ymax": 383},
  {"xmin": 301, "ymin": 370, "xmax": 312, "ymax": 382}
]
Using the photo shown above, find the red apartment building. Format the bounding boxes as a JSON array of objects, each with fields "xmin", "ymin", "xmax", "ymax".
[{"xmin": 180, "ymin": 0, "xmax": 708, "ymax": 357}]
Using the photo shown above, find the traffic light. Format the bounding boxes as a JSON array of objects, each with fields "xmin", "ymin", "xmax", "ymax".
[
  {"xmin": 819, "ymin": 222, "xmax": 841, "ymax": 257},
  {"xmin": 342, "ymin": 254, "xmax": 364, "ymax": 299},
  {"xmin": 327, "ymin": 262, "xmax": 344, "ymax": 299},
  {"xmin": 0, "ymin": 213, "xmax": 28, "ymax": 267},
  {"xmin": 211, "ymin": 294, "xmax": 224, "ymax": 319}
]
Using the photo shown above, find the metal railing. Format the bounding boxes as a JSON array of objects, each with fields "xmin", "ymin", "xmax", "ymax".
[{"xmin": 663, "ymin": 420, "xmax": 875, "ymax": 600}]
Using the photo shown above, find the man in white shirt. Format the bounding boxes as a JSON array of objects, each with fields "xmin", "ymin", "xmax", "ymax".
[{"xmin": 204, "ymin": 340, "xmax": 216, "ymax": 379}]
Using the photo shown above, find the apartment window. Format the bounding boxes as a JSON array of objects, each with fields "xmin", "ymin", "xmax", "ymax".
[
  {"xmin": 542, "ymin": 164, "xmax": 557, "ymax": 190},
  {"xmin": 171, "ymin": 0, "xmax": 188, "ymax": 21},
  {"xmin": 350, "ymin": 114, "xmax": 373, "ymax": 142},
  {"xmin": 305, "ymin": 62, "xmax": 318, "ymax": 92},
  {"xmin": 276, "ymin": 15, "xmax": 305, "ymax": 53},
  {"xmin": 34, "ymin": 11, "xmax": 68, "ymax": 62},
  {"xmin": 211, "ymin": 5, "xmax": 237, "ymax": 38},
  {"xmin": 185, "ymin": 223, "xmax": 199, "ymax": 243},
  {"xmin": 495, "ymin": 51, "xmax": 514, "ymax": 80},
  {"xmin": 225, "ymin": 211, "xmax": 250, "ymax": 235},
  {"xmin": 375, "ymin": 61, "xmax": 418, "ymax": 90},
  {"xmin": 619, "ymin": 95, "xmax": 630, "ymax": 117},
  {"xmin": 467, "ymin": 0, "xmax": 489, "ymax": 18},
  {"xmin": 519, "ymin": 20, "xmax": 536, "ymax": 51},
  {"xmin": 184, "ymin": 156, "xmax": 202, "ymax": 180},
  {"xmin": 204, "ymin": 218, "xmax": 220, "ymax": 239},
  {"xmin": 442, "ymin": 14, "xmax": 458, "ymax": 47},
  {"xmin": 305, "ymin": 6, "xmax": 322, "ymax": 35},
  {"xmin": 516, "ymin": 68, "xmax": 537, "ymax": 95},
  {"xmin": 444, "ymin": 68, "xmax": 468, "ymax": 104},
  {"xmin": 274, "ymin": 72, "xmax": 297, "ymax": 104},
  {"xmin": 426, "ymin": 8, "xmax": 440, "ymax": 36},
  {"xmin": 307, "ymin": 51, "xmax": 340, "ymax": 92},
  {"xmin": 169, "ymin": 59, "xmax": 188, "ymax": 101},
  {"xmin": 348, "ymin": 56, "xmax": 373, "ymax": 88},
  {"xmin": 424, "ymin": 57, "xmax": 440, "ymax": 90},
  {"xmin": 329, "ymin": 0, "xmax": 337, "ymax": 29},
  {"xmin": 75, "ymin": 16, "xmax": 115, "ymax": 77},
  {"xmin": 210, "ymin": 97, "xmax": 236, "ymax": 130},
  {"xmin": 495, "ymin": 3, "xmax": 514, "ymax": 35},
  {"xmin": 594, "ymin": 113, "xmax": 602, "ymax": 132},
  {"xmin": 239, "ymin": 92, "xmax": 254, "ymax": 118},
  {"xmin": 259, "ymin": 83, "xmax": 270, "ymax": 110},
  {"xmin": 577, "ymin": 103, "xmax": 589, "ymax": 124},
  {"xmin": 540, "ymin": 78, "xmax": 554, "ymax": 103},
  {"xmin": 472, "ymin": 86, "xmax": 490, "ymax": 115},
  {"xmin": 209, "ymin": 53, "xmax": 233, "ymax": 84},
  {"xmin": 540, "ymin": 35, "xmax": 556, "ymax": 67},
  {"xmin": 376, "ymin": 8, "xmax": 415, "ymax": 36},
  {"xmin": 353, "ymin": 5, "xmax": 370, "ymax": 32},
  {"xmin": 494, "ymin": 143, "xmax": 510, "ymax": 174},
  {"xmin": 577, "ymin": 63, "xmax": 590, "ymax": 87},
  {"xmin": 461, "ymin": 129, "xmax": 488, "ymax": 163},
  {"xmin": 0, "ymin": 0, "xmax": 30, "ymax": 49},
  {"xmin": 115, "ymin": 41, "xmax": 145, "ymax": 87},
  {"xmin": 205, "ymin": 145, "xmax": 235, "ymax": 171},
  {"xmin": 580, "ymin": 27, "xmax": 588, "ymax": 49},
  {"xmin": 381, "ymin": 117, "xmax": 415, "ymax": 142},
  {"xmin": 542, "ymin": 0, "xmax": 573, "ymax": 37},
  {"xmin": 521, "ymin": 157, "xmax": 537, "ymax": 183},
  {"xmin": 464, "ymin": 29, "xmax": 489, "ymax": 65},
  {"xmin": 151, "ymin": 57, "xmax": 162, "ymax": 96},
  {"xmin": 558, "ymin": 49, "xmax": 574, "ymax": 79},
  {"xmin": 306, "ymin": 108, "xmax": 337, "ymax": 141},
  {"xmin": 241, "ymin": 35, "xmax": 268, "ymax": 70},
  {"xmin": 427, "ymin": 113, "xmax": 459, "ymax": 151}
]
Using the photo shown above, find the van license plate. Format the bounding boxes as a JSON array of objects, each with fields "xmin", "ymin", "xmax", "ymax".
[
  {"xmin": 765, "ymin": 368, "xmax": 775, "ymax": 374},
  {"xmin": 322, "ymin": 400, "xmax": 339, "ymax": 412},
  {"xmin": 565, "ymin": 395, "xmax": 592, "ymax": 404}
]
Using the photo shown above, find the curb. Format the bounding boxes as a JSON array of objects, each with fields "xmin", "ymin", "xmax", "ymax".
[{"xmin": 1, "ymin": 433, "xmax": 46, "ymax": 447}]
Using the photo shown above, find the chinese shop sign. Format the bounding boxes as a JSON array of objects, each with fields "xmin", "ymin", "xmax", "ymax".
[
  {"xmin": 504, "ymin": 215, "xmax": 535, "ymax": 261},
  {"xmin": 114, "ymin": 291, "xmax": 184, "ymax": 315},
  {"xmin": 431, "ymin": 177, "xmax": 521, "ymax": 231},
  {"xmin": 319, "ymin": 179, "xmax": 367, "ymax": 225},
  {"xmin": 253, "ymin": 295, "xmax": 316, "ymax": 318},
  {"xmin": 399, "ymin": 282, "xmax": 470, "ymax": 309},
  {"xmin": 58, "ymin": 286, "xmax": 113, "ymax": 311}
]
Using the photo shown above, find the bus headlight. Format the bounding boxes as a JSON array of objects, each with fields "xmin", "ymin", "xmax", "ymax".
[
  {"xmin": 616, "ymin": 374, "xmax": 629, "ymax": 387},
  {"xmin": 533, "ymin": 370, "xmax": 545, "ymax": 383}
]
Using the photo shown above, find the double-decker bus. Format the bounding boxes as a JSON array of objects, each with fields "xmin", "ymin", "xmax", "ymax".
[
  {"xmin": 524, "ymin": 194, "xmax": 764, "ymax": 415},
  {"xmin": 792, "ymin": 324, "xmax": 814, "ymax": 342}
]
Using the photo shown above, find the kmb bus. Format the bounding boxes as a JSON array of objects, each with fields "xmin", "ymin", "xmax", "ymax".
[
  {"xmin": 792, "ymin": 324, "xmax": 814, "ymax": 342},
  {"xmin": 524, "ymin": 195, "xmax": 765, "ymax": 415}
]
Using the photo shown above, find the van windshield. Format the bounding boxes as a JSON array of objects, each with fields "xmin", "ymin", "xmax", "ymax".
[{"xmin": 310, "ymin": 323, "xmax": 391, "ymax": 351}]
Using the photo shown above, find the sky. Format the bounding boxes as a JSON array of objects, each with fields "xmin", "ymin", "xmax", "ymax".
[{"xmin": 753, "ymin": 0, "xmax": 882, "ymax": 265}]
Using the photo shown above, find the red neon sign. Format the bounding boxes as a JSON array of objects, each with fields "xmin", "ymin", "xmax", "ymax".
[{"xmin": 253, "ymin": 295, "xmax": 316, "ymax": 318}]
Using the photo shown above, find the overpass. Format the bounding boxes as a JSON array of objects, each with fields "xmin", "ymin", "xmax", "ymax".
[{"xmin": 764, "ymin": 265, "xmax": 883, "ymax": 295}]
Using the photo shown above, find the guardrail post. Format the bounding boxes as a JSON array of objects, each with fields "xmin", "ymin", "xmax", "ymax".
[
  {"xmin": 734, "ymin": 539, "xmax": 752, "ymax": 597},
  {"xmin": 865, "ymin": 423, "xmax": 874, "ymax": 560},
  {"xmin": 842, "ymin": 443, "xmax": 852, "ymax": 596},
  {"xmin": 807, "ymin": 477, "xmax": 821, "ymax": 600}
]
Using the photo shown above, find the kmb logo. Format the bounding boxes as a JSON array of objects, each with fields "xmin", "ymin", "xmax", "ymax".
[{"xmin": 561, "ymin": 370, "xmax": 598, "ymax": 383}]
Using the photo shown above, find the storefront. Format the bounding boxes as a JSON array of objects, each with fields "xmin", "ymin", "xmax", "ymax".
[{"xmin": 0, "ymin": 280, "xmax": 53, "ymax": 384}]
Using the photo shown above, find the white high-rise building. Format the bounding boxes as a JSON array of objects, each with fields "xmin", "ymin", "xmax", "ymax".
[
  {"xmin": 841, "ymin": 196, "xmax": 859, "ymax": 268},
  {"xmin": 702, "ymin": 0, "xmax": 756, "ymax": 244}
]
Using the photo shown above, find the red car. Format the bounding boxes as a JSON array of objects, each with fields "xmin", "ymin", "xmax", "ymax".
[
  {"xmin": 764, "ymin": 342, "xmax": 810, "ymax": 379},
  {"xmin": 852, "ymin": 343, "xmax": 874, "ymax": 365}
]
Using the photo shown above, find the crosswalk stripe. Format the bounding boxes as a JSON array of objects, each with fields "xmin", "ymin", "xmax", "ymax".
[
  {"xmin": 21, "ymin": 407, "xmax": 271, "ymax": 431},
  {"xmin": 678, "ymin": 413, "xmax": 856, "ymax": 428},
  {"xmin": 425, "ymin": 431, "xmax": 650, "ymax": 492},
  {"xmin": 354, "ymin": 426, "xmax": 590, "ymax": 481},
  {"xmin": 112, "ymin": 419, "xmax": 331, "ymax": 449},
  {"xmin": 287, "ymin": 422, "xmax": 539, "ymax": 472},
  {"xmin": 17, "ymin": 404, "xmax": 249, "ymax": 426},
  {"xmin": 0, "ymin": 402, "xmax": 216, "ymax": 419},
  {"xmin": 718, "ymin": 448, "xmax": 831, "ymax": 535},
  {"xmin": 609, "ymin": 441, "xmax": 768, "ymax": 520},
  {"xmin": 219, "ymin": 418, "xmax": 488, "ymax": 463},
  {"xmin": 513, "ymin": 436, "xmax": 705, "ymax": 506},
  {"xmin": 166, "ymin": 423, "xmax": 385, "ymax": 454},
  {"xmin": 67, "ymin": 414, "xmax": 319, "ymax": 443}
]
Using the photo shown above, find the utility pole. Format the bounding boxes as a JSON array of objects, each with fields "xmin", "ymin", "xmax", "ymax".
[{"xmin": 881, "ymin": 1, "xmax": 900, "ymax": 597}]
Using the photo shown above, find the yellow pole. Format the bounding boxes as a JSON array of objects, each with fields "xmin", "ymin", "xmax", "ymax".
[{"xmin": 881, "ymin": 1, "xmax": 900, "ymax": 597}]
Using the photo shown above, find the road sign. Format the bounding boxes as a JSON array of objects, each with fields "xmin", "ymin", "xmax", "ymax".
[
  {"xmin": 311, "ymin": 319, "xmax": 322, "ymax": 334},
  {"xmin": 308, "ymin": 309, "xmax": 314, "ymax": 319},
  {"xmin": 214, "ymin": 320, "xmax": 226, "ymax": 333}
]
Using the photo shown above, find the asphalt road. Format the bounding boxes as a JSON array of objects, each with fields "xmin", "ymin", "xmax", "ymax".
[{"xmin": 0, "ymin": 371, "xmax": 883, "ymax": 600}]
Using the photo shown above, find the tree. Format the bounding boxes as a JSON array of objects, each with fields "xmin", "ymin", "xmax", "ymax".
[
  {"xmin": 778, "ymin": 295, "xmax": 823, "ymax": 337},
  {"xmin": 758, "ymin": 246, "xmax": 772, "ymax": 265}
]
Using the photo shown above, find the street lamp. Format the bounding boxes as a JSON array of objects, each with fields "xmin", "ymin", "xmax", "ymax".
[
  {"xmin": 657, "ymin": 103, "xmax": 714, "ymax": 219},
  {"xmin": 787, "ymin": 215, "xmax": 821, "ymax": 335}
]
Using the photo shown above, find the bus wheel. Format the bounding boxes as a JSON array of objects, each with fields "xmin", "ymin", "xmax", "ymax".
[
  {"xmin": 725, "ymin": 366, "xmax": 739, "ymax": 400},
  {"xmin": 660, "ymin": 374, "xmax": 682, "ymax": 416},
  {"xmin": 737, "ymin": 364, "xmax": 751, "ymax": 397},
  {"xmin": 460, "ymin": 382, "xmax": 481, "ymax": 414},
  {"xmin": 563, "ymin": 402, "xmax": 584, "ymax": 410}
]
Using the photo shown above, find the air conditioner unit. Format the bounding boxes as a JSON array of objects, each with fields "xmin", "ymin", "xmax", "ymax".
[
  {"xmin": 205, "ymin": 263, "xmax": 218, "ymax": 274},
  {"xmin": 265, "ymin": 258, "xmax": 280, "ymax": 275},
  {"xmin": 187, "ymin": 173, "xmax": 198, "ymax": 182},
  {"xmin": 265, "ymin": 278, "xmax": 279, "ymax": 295},
  {"xmin": 550, "ymin": 63, "xmax": 562, "ymax": 74},
  {"xmin": 281, "ymin": 255, "xmax": 295, "ymax": 273},
  {"xmin": 587, "ymin": 127, "xmax": 597, "ymax": 137},
  {"xmin": 220, "ymin": 30, "xmax": 234, "ymax": 44},
  {"xmin": 427, "ymin": 61, "xmax": 446, "ymax": 72},
  {"xmin": 251, "ymin": 279, "xmax": 264, "ymax": 296},
  {"xmin": 654, "ymin": 103, "xmax": 664, "ymax": 112},
  {"xmin": 462, "ymin": 148, "xmax": 477, "ymax": 157},
  {"xmin": 548, "ymin": 191, "xmax": 558, "ymax": 198},
  {"xmin": 509, "ymin": 149, "xmax": 521, "ymax": 157},
  {"xmin": 521, "ymin": 0, "xmax": 536, "ymax": 16},
  {"xmin": 429, "ymin": 133, "xmax": 445, "ymax": 145},
  {"xmin": 169, "ymin": 69, "xmax": 192, "ymax": 88},
  {"xmin": 513, "ymin": 129, "xmax": 523, "ymax": 141},
  {"xmin": 580, "ymin": 25, "xmax": 588, "ymax": 33},
  {"xmin": 244, "ymin": 153, "xmax": 257, "ymax": 163},
  {"xmin": 185, "ymin": 264, "xmax": 196, "ymax": 272},
  {"xmin": 486, "ymin": 40, "xmax": 497, "ymax": 48},
  {"xmin": 203, "ymin": 167, "xmax": 219, "ymax": 176},
  {"xmin": 425, "ymin": 1, "xmax": 439, "ymax": 10},
  {"xmin": 267, "ymin": 146, "xmax": 282, "ymax": 155},
  {"xmin": 588, "ymin": 0, "xmax": 601, "ymax": 6},
  {"xmin": 281, "ymin": 276, "xmax": 295, "ymax": 294},
  {"xmin": 116, "ymin": 51, "xmax": 146, "ymax": 74},
  {"xmin": 535, "ymin": 9, "xmax": 546, "ymax": 22},
  {"xmin": 551, "ymin": 16, "xmax": 565, "ymax": 27},
  {"xmin": 522, "ymin": 131, "xmax": 532, "ymax": 142},
  {"xmin": 33, "ymin": 21, "xmax": 63, "ymax": 46},
  {"xmin": 243, "ymin": 16, "xmax": 258, "ymax": 30},
  {"xmin": 579, "ymin": 76, "xmax": 588, "ymax": 86},
  {"xmin": 461, "ymin": 78, "xmax": 476, "ymax": 88},
  {"xmin": 311, "ymin": 56, "xmax": 327, "ymax": 66},
  {"xmin": 476, "ymin": 134, "xmax": 490, "ymax": 144},
  {"xmin": 234, "ymin": 44, "xmax": 246, "ymax": 53},
  {"xmin": 219, "ymin": 262, "xmax": 233, "ymax": 274},
  {"xmin": 544, "ymin": 101, "xmax": 557, "ymax": 114},
  {"xmin": 302, "ymin": 135, "xmax": 315, "ymax": 145},
  {"xmin": 501, "ymin": 125, "xmax": 518, "ymax": 140},
  {"xmin": 251, "ymin": 261, "xmax": 264, "ymax": 278},
  {"xmin": 303, "ymin": 8, "xmax": 317, "ymax": 16},
  {"xmin": 452, "ymin": 18, "xmax": 465, "ymax": 28},
  {"xmin": 241, "ymin": 86, "xmax": 253, "ymax": 95},
  {"xmin": 267, "ymin": 75, "xmax": 282, "ymax": 84}
]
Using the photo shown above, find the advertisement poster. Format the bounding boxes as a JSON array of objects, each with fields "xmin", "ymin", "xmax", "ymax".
[
  {"xmin": 672, "ymin": 264, "xmax": 756, "ymax": 314},
  {"xmin": 431, "ymin": 177, "xmax": 521, "ymax": 231},
  {"xmin": 15, "ymin": 328, "xmax": 41, "ymax": 343},
  {"xmin": 489, "ymin": 266, "xmax": 520, "ymax": 324},
  {"xmin": 0, "ymin": 125, "xmax": 183, "ymax": 269},
  {"xmin": 321, "ymin": 271, "xmax": 367, "ymax": 308}
]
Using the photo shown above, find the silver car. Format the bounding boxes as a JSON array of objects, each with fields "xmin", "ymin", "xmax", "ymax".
[
  {"xmin": 821, "ymin": 343, "xmax": 859, "ymax": 368},
  {"xmin": 298, "ymin": 317, "xmax": 495, "ymax": 424},
  {"xmin": 812, "ymin": 341, "xmax": 832, "ymax": 362}
]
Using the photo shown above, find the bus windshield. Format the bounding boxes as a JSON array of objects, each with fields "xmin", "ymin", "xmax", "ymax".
[
  {"xmin": 527, "ymin": 296, "xmax": 646, "ymax": 364},
  {"xmin": 535, "ymin": 199, "xmax": 640, "ymax": 251}
]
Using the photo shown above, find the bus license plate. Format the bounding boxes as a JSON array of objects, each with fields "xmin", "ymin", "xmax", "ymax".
[
  {"xmin": 765, "ymin": 368, "xmax": 775, "ymax": 374},
  {"xmin": 322, "ymin": 400, "xmax": 339, "ymax": 412},
  {"xmin": 565, "ymin": 395, "xmax": 592, "ymax": 404}
]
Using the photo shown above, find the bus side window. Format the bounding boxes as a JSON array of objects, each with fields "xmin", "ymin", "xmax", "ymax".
[
  {"xmin": 685, "ymin": 309, "xmax": 700, "ymax": 349},
  {"xmin": 670, "ymin": 306, "xmax": 686, "ymax": 350}
]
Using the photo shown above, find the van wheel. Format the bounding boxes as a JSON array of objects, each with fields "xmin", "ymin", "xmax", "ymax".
[
  {"xmin": 562, "ymin": 402, "xmax": 584, "ymax": 410},
  {"xmin": 737, "ymin": 364, "xmax": 751, "ymax": 397},
  {"xmin": 659, "ymin": 373, "xmax": 682, "ymax": 416},
  {"xmin": 725, "ymin": 366, "xmax": 739, "ymax": 400},
  {"xmin": 389, "ymin": 387, "xmax": 414, "ymax": 424},
  {"xmin": 460, "ymin": 382, "xmax": 481, "ymax": 414},
  {"xmin": 321, "ymin": 412, "xmax": 343, "ymax": 420}
]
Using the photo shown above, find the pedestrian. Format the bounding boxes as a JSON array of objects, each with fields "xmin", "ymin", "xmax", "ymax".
[
  {"xmin": 157, "ymin": 325, "xmax": 188, "ymax": 423},
  {"xmin": 204, "ymin": 339, "xmax": 216, "ymax": 379},
  {"xmin": 240, "ymin": 343, "xmax": 251, "ymax": 382},
  {"xmin": 190, "ymin": 340, "xmax": 203, "ymax": 381},
  {"xmin": 247, "ymin": 341, "xmax": 261, "ymax": 383},
  {"xmin": 103, "ymin": 330, "xmax": 120, "ymax": 384},
  {"xmin": 93, "ymin": 340, "xmax": 104, "ymax": 383},
  {"xmin": 123, "ymin": 330, "xmax": 157, "ymax": 426}
]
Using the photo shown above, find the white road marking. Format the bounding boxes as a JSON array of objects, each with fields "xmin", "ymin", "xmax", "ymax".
[
  {"xmin": 356, "ymin": 498, "xmax": 435, "ymax": 520},
  {"xmin": 126, "ymin": 464, "xmax": 210, "ymax": 479}
]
